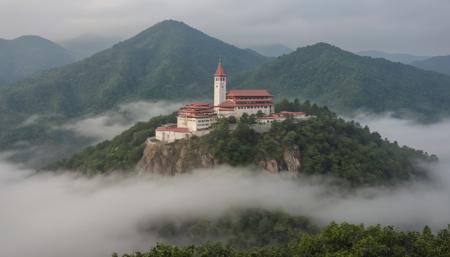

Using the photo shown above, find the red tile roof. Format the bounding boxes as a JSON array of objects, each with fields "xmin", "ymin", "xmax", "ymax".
[
  {"xmin": 189, "ymin": 101, "xmax": 211, "ymax": 106},
  {"xmin": 214, "ymin": 62, "xmax": 226, "ymax": 76},
  {"xmin": 227, "ymin": 89, "xmax": 272, "ymax": 97},
  {"xmin": 217, "ymin": 100, "xmax": 236, "ymax": 108}
]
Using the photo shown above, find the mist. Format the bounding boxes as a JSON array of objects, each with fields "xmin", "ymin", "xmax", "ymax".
[
  {"xmin": 62, "ymin": 101, "xmax": 182, "ymax": 141},
  {"xmin": 1, "ymin": 115, "xmax": 450, "ymax": 257}
]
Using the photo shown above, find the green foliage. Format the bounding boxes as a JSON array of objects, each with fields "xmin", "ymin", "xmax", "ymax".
[
  {"xmin": 51, "ymin": 100, "xmax": 436, "ymax": 186},
  {"xmin": 195, "ymin": 100, "xmax": 436, "ymax": 186},
  {"xmin": 413, "ymin": 55, "xmax": 450, "ymax": 76},
  {"xmin": 117, "ymin": 223, "xmax": 450, "ymax": 257},
  {"xmin": 0, "ymin": 20, "xmax": 268, "ymax": 159},
  {"xmin": 0, "ymin": 20, "xmax": 267, "ymax": 118},
  {"xmin": 0, "ymin": 35, "xmax": 74, "ymax": 85},
  {"xmin": 147, "ymin": 209, "xmax": 318, "ymax": 249},
  {"xmin": 48, "ymin": 113, "xmax": 176, "ymax": 173},
  {"xmin": 234, "ymin": 43, "xmax": 450, "ymax": 121}
]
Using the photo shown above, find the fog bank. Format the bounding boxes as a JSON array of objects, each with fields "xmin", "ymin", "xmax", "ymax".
[
  {"xmin": 1, "ymin": 115, "xmax": 450, "ymax": 257},
  {"xmin": 63, "ymin": 101, "xmax": 182, "ymax": 141}
]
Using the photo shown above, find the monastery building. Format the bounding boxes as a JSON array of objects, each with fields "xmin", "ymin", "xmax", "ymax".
[{"xmin": 155, "ymin": 61, "xmax": 306, "ymax": 143}]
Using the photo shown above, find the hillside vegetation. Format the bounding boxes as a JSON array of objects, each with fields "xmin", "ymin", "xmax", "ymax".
[
  {"xmin": 47, "ymin": 114, "xmax": 176, "ymax": 173},
  {"xmin": 3, "ymin": 20, "xmax": 450, "ymax": 168},
  {"xmin": 0, "ymin": 35, "xmax": 73, "ymax": 85},
  {"xmin": 413, "ymin": 55, "xmax": 450, "ymax": 76},
  {"xmin": 146, "ymin": 209, "xmax": 318, "ymax": 249},
  {"xmin": 0, "ymin": 20, "xmax": 268, "ymax": 163},
  {"xmin": 234, "ymin": 43, "xmax": 450, "ymax": 121},
  {"xmin": 50, "ymin": 100, "xmax": 436, "ymax": 186},
  {"xmin": 0, "ymin": 20, "xmax": 267, "ymax": 119},
  {"xmin": 115, "ymin": 222, "xmax": 450, "ymax": 257}
]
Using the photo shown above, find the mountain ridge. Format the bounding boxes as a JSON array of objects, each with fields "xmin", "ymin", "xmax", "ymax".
[
  {"xmin": 357, "ymin": 50, "xmax": 429, "ymax": 64},
  {"xmin": 412, "ymin": 55, "xmax": 450, "ymax": 76},
  {"xmin": 0, "ymin": 35, "xmax": 74, "ymax": 85},
  {"xmin": 234, "ymin": 42, "xmax": 450, "ymax": 121}
]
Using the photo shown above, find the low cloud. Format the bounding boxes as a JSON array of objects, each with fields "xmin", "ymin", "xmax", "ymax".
[
  {"xmin": 62, "ymin": 100, "xmax": 182, "ymax": 141},
  {"xmin": 355, "ymin": 114, "xmax": 450, "ymax": 159},
  {"xmin": 1, "ymin": 115, "xmax": 450, "ymax": 257}
]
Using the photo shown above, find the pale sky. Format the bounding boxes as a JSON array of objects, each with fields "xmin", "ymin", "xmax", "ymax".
[{"xmin": 0, "ymin": 0, "xmax": 449, "ymax": 55}]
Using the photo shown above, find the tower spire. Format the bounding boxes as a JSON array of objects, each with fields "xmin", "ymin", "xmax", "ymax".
[
  {"xmin": 214, "ymin": 59, "xmax": 227, "ymax": 107},
  {"xmin": 214, "ymin": 59, "xmax": 226, "ymax": 76}
]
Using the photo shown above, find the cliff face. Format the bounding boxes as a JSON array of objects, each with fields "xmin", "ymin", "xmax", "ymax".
[{"xmin": 136, "ymin": 139, "xmax": 301, "ymax": 175}]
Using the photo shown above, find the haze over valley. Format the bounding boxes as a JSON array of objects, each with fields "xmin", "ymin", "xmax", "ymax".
[{"xmin": 1, "ymin": 1, "xmax": 450, "ymax": 256}]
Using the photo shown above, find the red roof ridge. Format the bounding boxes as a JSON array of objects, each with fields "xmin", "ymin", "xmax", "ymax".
[
  {"xmin": 214, "ymin": 62, "xmax": 226, "ymax": 76},
  {"xmin": 227, "ymin": 89, "xmax": 272, "ymax": 97}
]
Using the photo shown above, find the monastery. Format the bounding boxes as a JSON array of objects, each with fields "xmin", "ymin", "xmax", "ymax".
[{"xmin": 155, "ymin": 61, "xmax": 307, "ymax": 143}]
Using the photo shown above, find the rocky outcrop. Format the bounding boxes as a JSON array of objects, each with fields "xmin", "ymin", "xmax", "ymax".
[
  {"xmin": 137, "ymin": 139, "xmax": 301, "ymax": 175},
  {"xmin": 283, "ymin": 146, "xmax": 301, "ymax": 172},
  {"xmin": 257, "ymin": 145, "xmax": 301, "ymax": 173},
  {"xmin": 136, "ymin": 139, "xmax": 217, "ymax": 175}
]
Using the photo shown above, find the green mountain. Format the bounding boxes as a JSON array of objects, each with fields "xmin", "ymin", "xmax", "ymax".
[
  {"xmin": 0, "ymin": 35, "xmax": 74, "ymax": 85},
  {"xmin": 3, "ymin": 20, "xmax": 450, "ymax": 167},
  {"xmin": 413, "ymin": 55, "xmax": 450, "ymax": 76},
  {"xmin": 0, "ymin": 20, "xmax": 269, "ymax": 165},
  {"xmin": 1, "ymin": 20, "xmax": 268, "ymax": 119},
  {"xmin": 117, "ymin": 222, "xmax": 450, "ymax": 257},
  {"xmin": 234, "ymin": 43, "xmax": 450, "ymax": 121},
  {"xmin": 357, "ymin": 50, "xmax": 429, "ymax": 64},
  {"xmin": 50, "ymin": 100, "xmax": 435, "ymax": 187}
]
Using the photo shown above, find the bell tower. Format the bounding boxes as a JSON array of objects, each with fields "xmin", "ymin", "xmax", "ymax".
[{"xmin": 213, "ymin": 60, "xmax": 227, "ymax": 107}]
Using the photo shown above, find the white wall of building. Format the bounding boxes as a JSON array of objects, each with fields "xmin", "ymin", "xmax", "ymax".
[
  {"xmin": 177, "ymin": 116, "xmax": 215, "ymax": 131},
  {"xmin": 156, "ymin": 130, "xmax": 191, "ymax": 143},
  {"xmin": 233, "ymin": 105, "xmax": 272, "ymax": 117},
  {"xmin": 214, "ymin": 76, "xmax": 226, "ymax": 107}
]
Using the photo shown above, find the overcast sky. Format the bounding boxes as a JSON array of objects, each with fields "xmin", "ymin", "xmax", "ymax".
[{"xmin": 0, "ymin": 0, "xmax": 449, "ymax": 55}]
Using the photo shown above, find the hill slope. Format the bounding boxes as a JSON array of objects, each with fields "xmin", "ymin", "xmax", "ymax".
[
  {"xmin": 0, "ymin": 20, "xmax": 268, "ymax": 119},
  {"xmin": 234, "ymin": 43, "xmax": 450, "ymax": 121},
  {"xmin": 50, "ymin": 101, "xmax": 436, "ymax": 187},
  {"xmin": 0, "ymin": 35, "xmax": 74, "ymax": 85},
  {"xmin": 412, "ymin": 55, "xmax": 450, "ymax": 76},
  {"xmin": 0, "ymin": 20, "xmax": 269, "ymax": 164}
]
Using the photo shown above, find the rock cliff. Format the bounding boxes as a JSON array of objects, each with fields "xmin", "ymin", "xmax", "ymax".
[{"xmin": 136, "ymin": 139, "xmax": 301, "ymax": 175}]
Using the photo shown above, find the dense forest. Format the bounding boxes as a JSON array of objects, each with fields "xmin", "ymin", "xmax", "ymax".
[
  {"xmin": 145, "ymin": 209, "xmax": 318, "ymax": 249},
  {"xmin": 50, "ymin": 100, "xmax": 437, "ymax": 186},
  {"xmin": 0, "ymin": 35, "xmax": 73, "ymax": 85},
  {"xmin": 234, "ymin": 43, "xmax": 450, "ymax": 122},
  {"xmin": 47, "ymin": 114, "xmax": 177, "ymax": 173},
  {"xmin": 3, "ymin": 20, "xmax": 450, "ymax": 168},
  {"xmin": 115, "ymin": 222, "xmax": 450, "ymax": 257}
]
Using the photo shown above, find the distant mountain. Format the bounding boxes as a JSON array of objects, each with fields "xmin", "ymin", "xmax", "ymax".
[
  {"xmin": 60, "ymin": 34, "xmax": 122, "ymax": 60},
  {"xmin": 357, "ymin": 50, "xmax": 429, "ymax": 64},
  {"xmin": 235, "ymin": 43, "xmax": 450, "ymax": 121},
  {"xmin": 412, "ymin": 55, "xmax": 450, "ymax": 76},
  {"xmin": 3, "ymin": 20, "xmax": 450, "ymax": 167},
  {"xmin": 251, "ymin": 44, "xmax": 293, "ymax": 57},
  {"xmin": 1, "ymin": 20, "xmax": 268, "ymax": 118},
  {"xmin": 0, "ymin": 35, "xmax": 74, "ymax": 85},
  {"xmin": 0, "ymin": 20, "xmax": 269, "ymax": 165}
]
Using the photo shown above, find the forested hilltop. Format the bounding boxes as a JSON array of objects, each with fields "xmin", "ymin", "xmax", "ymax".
[
  {"xmin": 0, "ymin": 20, "xmax": 268, "ymax": 165},
  {"xmin": 49, "ymin": 100, "xmax": 436, "ymax": 186},
  {"xmin": 0, "ymin": 35, "xmax": 74, "ymax": 85},
  {"xmin": 115, "ymin": 222, "xmax": 450, "ymax": 257},
  {"xmin": 233, "ymin": 43, "xmax": 450, "ymax": 122},
  {"xmin": 3, "ymin": 20, "xmax": 450, "ymax": 167}
]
